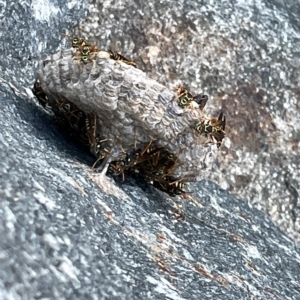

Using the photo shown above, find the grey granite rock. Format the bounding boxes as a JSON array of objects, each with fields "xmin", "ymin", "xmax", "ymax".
[
  {"xmin": 1, "ymin": 86, "xmax": 300, "ymax": 299},
  {"xmin": 0, "ymin": 0, "xmax": 87, "ymax": 89},
  {"xmin": 1, "ymin": 0, "xmax": 300, "ymax": 299}
]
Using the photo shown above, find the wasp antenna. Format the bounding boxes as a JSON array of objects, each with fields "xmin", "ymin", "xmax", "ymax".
[
  {"xmin": 218, "ymin": 110, "xmax": 226, "ymax": 128},
  {"xmin": 222, "ymin": 114, "xmax": 226, "ymax": 131},
  {"xmin": 218, "ymin": 111, "xmax": 223, "ymax": 120},
  {"xmin": 61, "ymin": 32, "xmax": 70, "ymax": 38}
]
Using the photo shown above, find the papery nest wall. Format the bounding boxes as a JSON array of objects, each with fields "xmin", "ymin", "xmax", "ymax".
[{"xmin": 36, "ymin": 48, "xmax": 220, "ymax": 182}]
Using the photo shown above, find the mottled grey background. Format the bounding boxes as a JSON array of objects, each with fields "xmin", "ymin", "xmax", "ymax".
[{"xmin": 1, "ymin": 0, "xmax": 300, "ymax": 299}]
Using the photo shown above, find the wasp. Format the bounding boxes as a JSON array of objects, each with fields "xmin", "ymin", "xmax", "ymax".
[
  {"xmin": 71, "ymin": 37, "xmax": 99, "ymax": 57},
  {"xmin": 152, "ymin": 176, "xmax": 187, "ymax": 197},
  {"xmin": 107, "ymin": 160, "xmax": 126, "ymax": 176},
  {"xmin": 79, "ymin": 43, "xmax": 99, "ymax": 55},
  {"xmin": 148, "ymin": 152, "xmax": 177, "ymax": 178},
  {"xmin": 61, "ymin": 33, "xmax": 87, "ymax": 49},
  {"xmin": 62, "ymin": 34, "xmax": 98, "ymax": 53},
  {"xmin": 32, "ymin": 79, "xmax": 50, "ymax": 108},
  {"xmin": 176, "ymin": 85, "xmax": 194, "ymax": 108},
  {"xmin": 73, "ymin": 52, "xmax": 98, "ymax": 65},
  {"xmin": 108, "ymin": 50, "xmax": 138, "ymax": 68},
  {"xmin": 85, "ymin": 112, "xmax": 110, "ymax": 166},
  {"xmin": 105, "ymin": 141, "xmax": 187, "ymax": 197},
  {"xmin": 78, "ymin": 55, "xmax": 91, "ymax": 64},
  {"xmin": 107, "ymin": 142, "xmax": 163, "ymax": 180},
  {"xmin": 32, "ymin": 77, "xmax": 110, "ymax": 165},
  {"xmin": 72, "ymin": 37, "xmax": 87, "ymax": 49},
  {"xmin": 32, "ymin": 82, "xmax": 85, "ymax": 134},
  {"xmin": 175, "ymin": 85, "xmax": 209, "ymax": 110},
  {"xmin": 194, "ymin": 111, "xmax": 226, "ymax": 148},
  {"xmin": 127, "ymin": 144, "xmax": 164, "ymax": 176},
  {"xmin": 85, "ymin": 111, "xmax": 101, "ymax": 157},
  {"xmin": 134, "ymin": 147, "xmax": 179, "ymax": 182},
  {"xmin": 162, "ymin": 153, "xmax": 178, "ymax": 174},
  {"xmin": 124, "ymin": 142, "xmax": 163, "ymax": 169},
  {"xmin": 75, "ymin": 46, "xmax": 99, "ymax": 64},
  {"xmin": 107, "ymin": 147, "xmax": 144, "ymax": 177},
  {"xmin": 52, "ymin": 96, "xmax": 86, "ymax": 131},
  {"xmin": 130, "ymin": 145, "xmax": 176, "ymax": 179},
  {"xmin": 54, "ymin": 105, "xmax": 109, "ymax": 165},
  {"xmin": 69, "ymin": 36, "xmax": 99, "ymax": 64},
  {"xmin": 81, "ymin": 44, "xmax": 92, "ymax": 55}
]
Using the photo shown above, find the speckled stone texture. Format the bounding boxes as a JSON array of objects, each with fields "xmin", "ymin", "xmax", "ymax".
[
  {"xmin": 0, "ymin": 0, "xmax": 87, "ymax": 89},
  {"xmin": 1, "ymin": 87, "xmax": 300, "ymax": 299},
  {"xmin": 74, "ymin": 0, "xmax": 300, "ymax": 243},
  {"xmin": 1, "ymin": 0, "xmax": 300, "ymax": 299}
]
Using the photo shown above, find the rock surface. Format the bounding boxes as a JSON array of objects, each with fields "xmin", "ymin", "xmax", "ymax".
[{"xmin": 1, "ymin": 0, "xmax": 300, "ymax": 299}]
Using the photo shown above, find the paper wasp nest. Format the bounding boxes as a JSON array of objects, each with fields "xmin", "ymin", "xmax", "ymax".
[{"xmin": 36, "ymin": 48, "xmax": 218, "ymax": 181}]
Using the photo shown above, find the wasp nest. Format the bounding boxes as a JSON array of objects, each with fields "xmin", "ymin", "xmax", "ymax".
[{"xmin": 33, "ymin": 38, "xmax": 226, "ymax": 196}]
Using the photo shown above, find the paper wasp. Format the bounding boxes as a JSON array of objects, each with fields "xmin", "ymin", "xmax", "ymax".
[
  {"xmin": 131, "ymin": 148, "xmax": 189, "ymax": 197},
  {"xmin": 107, "ymin": 146, "xmax": 147, "ymax": 178},
  {"xmin": 61, "ymin": 33, "xmax": 86, "ymax": 49},
  {"xmin": 108, "ymin": 50, "xmax": 138, "ymax": 68},
  {"xmin": 81, "ymin": 45, "xmax": 92, "ymax": 55},
  {"xmin": 32, "ymin": 79, "xmax": 49, "ymax": 108},
  {"xmin": 62, "ymin": 33, "xmax": 99, "ymax": 56},
  {"xmin": 176, "ymin": 85, "xmax": 194, "ymax": 108},
  {"xmin": 51, "ymin": 96, "xmax": 86, "ymax": 131},
  {"xmin": 105, "ymin": 141, "xmax": 190, "ymax": 197},
  {"xmin": 152, "ymin": 176, "xmax": 187, "ymax": 197},
  {"xmin": 68, "ymin": 36, "xmax": 99, "ymax": 64},
  {"xmin": 75, "ymin": 46, "xmax": 99, "ymax": 64},
  {"xmin": 72, "ymin": 37, "xmax": 87, "ymax": 49},
  {"xmin": 71, "ymin": 37, "xmax": 98, "ymax": 52},
  {"xmin": 108, "ymin": 142, "xmax": 162, "ymax": 177},
  {"xmin": 107, "ymin": 160, "xmax": 126, "ymax": 176},
  {"xmin": 148, "ymin": 152, "xmax": 178, "ymax": 178},
  {"xmin": 79, "ymin": 43, "xmax": 99, "ymax": 56},
  {"xmin": 194, "ymin": 111, "xmax": 226, "ymax": 148},
  {"xmin": 85, "ymin": 112, "xmax": 109, "ymax": 159},
  {"xmin": 76, "ymin": 54, "xmax": 95, "ymax": 64},
  {"xmin": 175, "ymin": 85, "xmax": 208, "ymax": 110}
]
